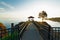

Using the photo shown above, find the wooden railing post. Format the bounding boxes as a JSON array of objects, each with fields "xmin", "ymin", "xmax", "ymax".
[
  {"xmin": 11, "ymin": 23, "xmax": 14, "ymax": 28},
  {"xmin": 11, "ymin": 23, "xmax": 14, "ymax": 40},
  {"xmin": 0, "ymin": 30, "xmax": 2, "ymax": 40},
  {"xmin": 48, "ymin": 26, "xmax": 51, "ymax": 40}
]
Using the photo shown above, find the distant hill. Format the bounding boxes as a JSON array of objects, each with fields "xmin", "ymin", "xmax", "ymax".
[{"xmin": 46, "ymin": 17, "xmax": 60, "ymax": 22}]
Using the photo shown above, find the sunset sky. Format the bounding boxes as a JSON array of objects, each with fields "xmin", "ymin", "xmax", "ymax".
[{"xmin": 0, "ymin": 0, "xmax": 60, "ymax": 22}]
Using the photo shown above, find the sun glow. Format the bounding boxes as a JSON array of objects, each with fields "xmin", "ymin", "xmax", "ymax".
[{"xmin": 10, "ymin": 4, "xmax": 56, "ymax": 21}]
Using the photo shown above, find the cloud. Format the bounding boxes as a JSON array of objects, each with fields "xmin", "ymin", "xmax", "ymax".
[
  {"xmin": 1, "ymin": 2, "xmax": 14, "ymax": 9},
  {"xmin": 0, "ymin": 8, "xmax": 5, "ymax": 12}
]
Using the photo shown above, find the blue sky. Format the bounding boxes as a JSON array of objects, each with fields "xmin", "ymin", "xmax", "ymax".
[
  {"xmin": 0, "ymin": 0, "xmax": 60, "ymax": 20},
  {"xmin": 0, "ymin": 0, "xmax": 60, "ymax": 10},
  {"xmin": 0, "ymin": 0, "xmax": 60, "ymax": 27},
  {"xmin": 0, "ymin": 0, "xmax": 24, "ymax": 10}
]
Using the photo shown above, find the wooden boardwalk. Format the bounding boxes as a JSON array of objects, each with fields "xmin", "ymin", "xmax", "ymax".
[
  {"xmin": 21, "ymin": 23, "xmax": 43, "ymax": 40},
  {"xmin": 0, "ymin": 22, "xmax": 60, "ymax": 40}
]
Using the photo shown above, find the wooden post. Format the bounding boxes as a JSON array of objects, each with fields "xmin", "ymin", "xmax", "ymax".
[
  {"xmin": 11, "ymin": 23, "xmax": 14, "ymax": 40},
  {"xmin": 11, "ymin": 23, "xmax": 14, "ymax": 28},
  {"xmin": 0, "ymin": 29, "xmax": 2, "ymax": 40}
]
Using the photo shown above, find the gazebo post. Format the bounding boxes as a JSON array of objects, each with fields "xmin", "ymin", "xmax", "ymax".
[{"xmin": 28, "ymin": 18, "xmax": 30, "ymax": 21}]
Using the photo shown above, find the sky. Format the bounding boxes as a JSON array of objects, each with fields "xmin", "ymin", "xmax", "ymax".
[
  {"xmin": 0, "ymin": 0, "xmax": 60, "ymax": 21},
  {"xmin": 0, "ymin": 0, "xmax": 60, "ymax": 27}
]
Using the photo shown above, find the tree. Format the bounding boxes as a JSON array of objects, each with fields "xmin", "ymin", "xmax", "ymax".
[{"xmin": 38, "ymin": 11, "xmax": 47, "ymax": 21}]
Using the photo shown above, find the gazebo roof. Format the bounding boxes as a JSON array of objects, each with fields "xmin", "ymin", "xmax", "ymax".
[{"xmin": 28, "ymin": 16, "xmax": 34, "ymax": 18}]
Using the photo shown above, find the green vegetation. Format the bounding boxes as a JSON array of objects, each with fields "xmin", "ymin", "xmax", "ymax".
[
  {"xmin": 38, "ymin": 11, "xmax": 47, "ymax": 22},
  {"xmin": 1, "ymin": 30, "xmax": 19, "ymax": 40}
]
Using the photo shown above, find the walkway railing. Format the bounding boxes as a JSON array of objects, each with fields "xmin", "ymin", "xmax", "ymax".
[{"xmin": 51, "ymin": 27, "xmax": 60, "ymax": 40}]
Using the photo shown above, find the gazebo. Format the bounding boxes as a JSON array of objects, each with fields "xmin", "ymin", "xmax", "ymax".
[{"xmin": 28, "ymin": 16, "xmax": 34, "ymax": 21}]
